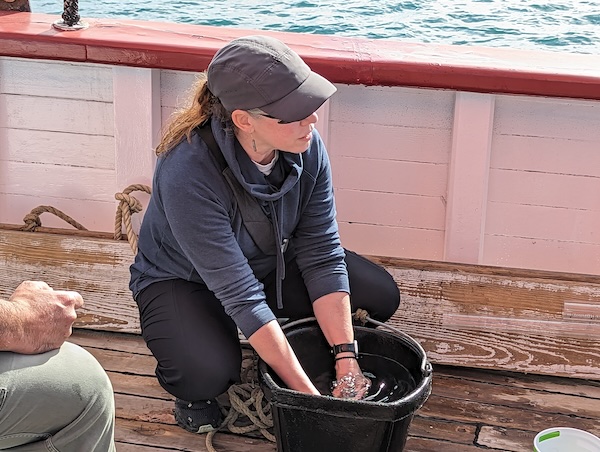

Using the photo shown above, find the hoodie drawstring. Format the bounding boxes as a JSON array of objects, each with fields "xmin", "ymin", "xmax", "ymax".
[{"xmin": 269, "ymin": 200, "xmax": 286, "ymax": 309}]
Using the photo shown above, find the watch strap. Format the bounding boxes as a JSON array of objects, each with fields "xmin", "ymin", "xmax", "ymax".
[{"xmin": 332, "ymin": 340, "xmax": 358, "ymax": 357}]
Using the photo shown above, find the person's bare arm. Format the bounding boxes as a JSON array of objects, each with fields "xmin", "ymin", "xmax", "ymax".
[
  {"xmin": 0, "ymin": 281, "xmax": 84, "ymax": 354},
  {"xmin": 313, "ymin": 292, "xmax": 370, "ymax": 399},
  {"xmin": 248, "ymin": 319, "xmax": 320, "ymax": 395}
]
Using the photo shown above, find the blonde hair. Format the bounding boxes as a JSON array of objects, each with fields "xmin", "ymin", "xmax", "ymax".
[{"xmin": 155, "ymin": 73, "xmax": 230, "ymax": 156}]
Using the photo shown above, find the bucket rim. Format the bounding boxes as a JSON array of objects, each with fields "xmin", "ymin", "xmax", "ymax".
[
  {"xmin": 533, "ymin": 427, "xmax": 600, "ymax": 450},
  {"xmin": 260, "ymin": 363, "xmax": 432, "ymax": 423},
  {"xmin": 260, "ymin": 361, "xmax": 432, "ymax": 407},
  {"xmin": 280, "ymin": 317, "xmax": 432, "ymax": 377}
]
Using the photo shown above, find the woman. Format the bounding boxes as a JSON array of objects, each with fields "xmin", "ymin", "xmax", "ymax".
[{"xmin": 129, "ymin": 35, "xmax": 400, "ymax": 434}]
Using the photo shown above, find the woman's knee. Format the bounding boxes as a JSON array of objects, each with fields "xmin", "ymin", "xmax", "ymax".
[
  {"xmin": 156, "ymin": 352, "xmax": 241, "ymax": 401},
  {"xmin": 345, "ymin": 250, "xmax": 400, "ymax": 321}
]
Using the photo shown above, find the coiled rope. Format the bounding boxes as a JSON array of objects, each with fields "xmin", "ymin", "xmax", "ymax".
[
  {"xmin": 114, "ymin": 184, "xmax": 151, "ymax": 254},
  {"xmin": 205, "ymin": 350, "xmax": 275, "ymax": 451}
]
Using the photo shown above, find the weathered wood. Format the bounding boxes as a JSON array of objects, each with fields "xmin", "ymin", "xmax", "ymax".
[
  {"xmin": 420, "ymin": 394, "xmax": 600, "ymax": 435},
  {"xmin": 0, "ymin": 226, "xmax": 139, "ymax": 332},
  {"xmin": 408, "ymin": 418, "xmax": 476, "ymax": 444},
  {"xmin": 116, "ymin": 418, "xmax": 275, "ymax": 452},
  {"xmin": 368, "ymin": 255, "xmax": 600, "ymax": 379},
  {"xmin": 3, "ymin": 225, "xmax": 600, "ymax": 378},
  {"xmin": 476, "ymin": 426, "xmax": 538, "ymax": 452},
  {"xmin": 72, "ymin": 329, "xmax": 600, "ymax": 452},
  {"xmin": 404, "ymin": 437, "xmax": 484, "ymax": 452}
]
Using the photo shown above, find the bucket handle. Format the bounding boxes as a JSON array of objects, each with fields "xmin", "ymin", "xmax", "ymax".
[
  {"xmin": 281, "ymin": 313, "xmax": 433, "ymax": 376},
  {"xmin": 358, "ymin": 314, "xmax": 432, "ymax": 376}
]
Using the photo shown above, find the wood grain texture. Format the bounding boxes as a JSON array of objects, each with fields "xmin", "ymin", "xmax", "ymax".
[
  {"xmin": 2, "ymin": 226, "xmax": 600, "ymax": 377},
  {"xmin": 0, "ymin": 226, "xmax": 139, "ymax": 332},
  {"xmin": 73, "ymin": 330, "xmax": 600, "ymax": 452},
  {"xmin": 369, "ymin": 255, "xmax": 600, "ymax": 379}
]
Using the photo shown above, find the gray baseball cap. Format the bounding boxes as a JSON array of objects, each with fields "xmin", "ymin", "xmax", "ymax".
[{"xmin": 207, "ymin": 35, "xmax": 337, "ymax": 123}]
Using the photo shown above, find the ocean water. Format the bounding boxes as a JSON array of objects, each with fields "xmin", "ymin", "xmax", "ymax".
[{"xmin": 31, "ymin": 0, "xmax": 599, "ymax": 54}]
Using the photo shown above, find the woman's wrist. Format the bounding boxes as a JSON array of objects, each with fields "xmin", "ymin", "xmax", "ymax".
[{"xmin": 334, "ymin": 355, "xmax": 360, "ymax": 375}]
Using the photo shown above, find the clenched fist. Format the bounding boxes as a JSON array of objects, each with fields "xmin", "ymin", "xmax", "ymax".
[{"xmin": 1, "ymin": 281, "xmax": 84, "ymax": 354}]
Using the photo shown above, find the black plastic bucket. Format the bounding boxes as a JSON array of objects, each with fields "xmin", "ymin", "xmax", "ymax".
[{"xmin": 258, "ymin": 318, "xmax": 433, "ymax": 452}]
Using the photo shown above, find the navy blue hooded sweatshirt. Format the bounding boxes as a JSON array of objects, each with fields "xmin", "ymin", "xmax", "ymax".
[{"xmin": 129, "ymin": 117, "xmax": 349, "ymax": 338}]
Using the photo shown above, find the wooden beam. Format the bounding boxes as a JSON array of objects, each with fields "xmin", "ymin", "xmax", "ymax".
[
  {"xmin": 1, "ymin": 225, "xmax": 599, "ymax": 379},
  {"xmin": 366, "ymin": 255, "xmax": 600, "ymax": 379},
  {"xmin": 0, "ymin": 224, "xmax": 139, "ymax": 332}
]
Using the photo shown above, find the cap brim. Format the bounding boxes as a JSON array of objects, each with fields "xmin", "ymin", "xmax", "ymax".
[{"xmin": 260, "ymin": 71, "xmax": 337, "ymax": 123}]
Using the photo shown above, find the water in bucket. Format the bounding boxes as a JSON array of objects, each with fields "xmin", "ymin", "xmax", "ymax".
[
  {"xmin": 313, "ymin": 353, "xmax": 417, "ymax": 403},
  {"xmin": 534, "ymin": 427, "xmax": 600, "ymax": 452},
  {"xmin": 259, "ymin": 320, "xmax": 432, "ymax": 452}
]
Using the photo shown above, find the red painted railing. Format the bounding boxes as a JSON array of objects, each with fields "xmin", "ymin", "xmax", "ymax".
[{"xmin": 1, "ymin": 12, "xmax": 600, "ymax": 100}]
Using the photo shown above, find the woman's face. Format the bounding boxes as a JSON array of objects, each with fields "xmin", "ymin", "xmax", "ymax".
[{"xmin": 252, "ymin": 112, "xmax": 319, "ymax": 155}]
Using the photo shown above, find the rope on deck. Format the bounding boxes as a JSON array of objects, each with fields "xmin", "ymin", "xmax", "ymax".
[
  {"xmin": 205, "ymin": 384, "xmax": 276, "ymax": 452},
  {"xmin": 206, "ymin": 352, "xmax": 276, "ymax": 452}
]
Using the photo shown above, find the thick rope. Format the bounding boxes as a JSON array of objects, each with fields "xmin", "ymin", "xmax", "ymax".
[
  {"xmin": 205, "ymin": 352, "xmax": 276, "ymax": 451},
  {"xmin": 205, "ymin": 383, "xmax": 276, "ymax": 452},
  {"xmin": 61, "ymin": 0, "xmax": 80, "ymax": 26},
  {"xmin": 22, "ymin": 205, "xmax": 88, "ymax": 232},
  {"xmin": 114, "ymin": 184, "xmax": 151, "ymax": 254},
  {"xmin": 353, "ymin": 308, "xmax": 369, "ymax": 325}
]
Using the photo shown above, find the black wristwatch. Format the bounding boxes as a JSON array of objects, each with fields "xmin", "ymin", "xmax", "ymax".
[{"xmin": 332, "ymin": 340, "xmax": 358, "ymax": 358}]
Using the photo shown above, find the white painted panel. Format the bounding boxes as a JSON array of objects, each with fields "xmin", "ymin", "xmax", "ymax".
[
  {"xmin": 113, "ymin": 66, "xmax": 160, "ymax": 190},
  {"xmin": 160, "ymin": 69, "xmax": 197, "ymax": 108},
  {"xmin": 483, "ymin": 235, "xmax": 600, "ymax": 276},
  {"xmin": 0, "ymin": 162, "xmax": 115, "ymax": 202},
  {"xmin": 329, "ymin": 121, "xmax": 451, "ymax": 164},
  {"xmin": 494, "ymin": 95, "xmax": 600, "ymax": 141},
  {"xmin": 444, "ymin": 92, "xmax": 494, "ymax": 264},
  {"xmin": 338, "ymin": 222, "xmax": 444, "ymax": 260},
  {"xmin": 2, "ymin": 94, "xmax": 114, "ymax": 136},
  {"xmin": 335, "ymin": 188, "xmax": 445, "ymax": 230},
  {"xmin": 491, "ymin": 135, "xmax": 600, "ymax": 177},
  {"xmin": 1, "ymin": 129, "xmax": 115, "ymax": 170},
  {"xmin": 331, "ymin": 85, "xmax": 455, "ymax": 128},
  {"xmin": 0, "ymin": 57, "xmax": 113, "ymax": 101},
  {"xmin": 486, "ymin": 202, "xmax": 600, "ymax": 244},
  {"xmin": 488, "ymin": 168, "xmax": 600, "ymax": 210},
  {"xmin": 331, "ymin": 155, "xmax": 448, "ymax": 196},
  {"xmin": 0, "ymin": 193, "xmax": 117, "ymax": 233},
  {"xmin": 161, "ymin": 106, "xmax": 176, "ymax": 129}
]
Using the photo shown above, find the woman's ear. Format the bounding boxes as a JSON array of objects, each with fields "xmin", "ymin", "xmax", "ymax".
[{"xmin": 231, "ymin": 110, "xmax": 254, "ymax": 133}]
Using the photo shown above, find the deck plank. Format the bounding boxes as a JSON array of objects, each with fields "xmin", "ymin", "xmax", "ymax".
[{"xmin": 71, "ymin": 329, "xmax": 600, "ymax": 452}]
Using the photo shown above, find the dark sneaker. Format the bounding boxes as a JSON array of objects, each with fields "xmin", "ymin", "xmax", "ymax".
[{"xmin": 174, "ymin": 398, "xmax": 222, "ymax": 434}]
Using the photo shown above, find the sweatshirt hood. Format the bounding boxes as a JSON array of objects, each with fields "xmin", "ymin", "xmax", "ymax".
[{"xmin": 211, "ymin": 117, "xmax": 303, "ymax": 201}]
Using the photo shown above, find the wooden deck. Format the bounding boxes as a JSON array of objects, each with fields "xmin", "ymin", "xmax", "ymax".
[{"xmin": 71, "ymin": 328, "xmax": 600, "ymax": 452}]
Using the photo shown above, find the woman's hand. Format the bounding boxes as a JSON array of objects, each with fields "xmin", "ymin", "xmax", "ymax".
[{"xmin": 331, "ymin": 355, "xmax": 371, "ymax": 400}]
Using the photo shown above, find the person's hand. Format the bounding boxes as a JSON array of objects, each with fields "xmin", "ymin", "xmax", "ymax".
[
  {"xmin": 331, "ymin": 356, "xmax": 371, "ymax": 400},
  {"xmin": 6, "ymin": 281, "xmax": 84, "ymax": 354}
]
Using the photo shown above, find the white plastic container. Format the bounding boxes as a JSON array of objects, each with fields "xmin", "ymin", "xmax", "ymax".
[{"xmin": 534, "ymin": 427, "xmax": 600, "ymax": 452}]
